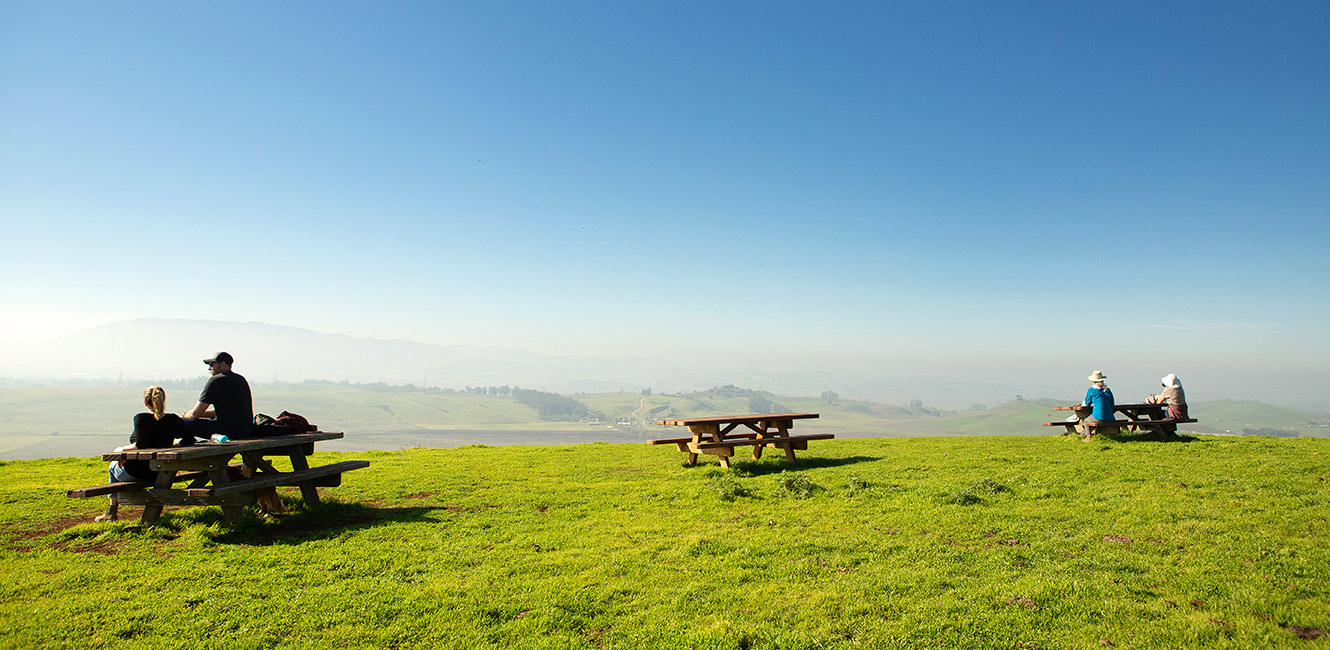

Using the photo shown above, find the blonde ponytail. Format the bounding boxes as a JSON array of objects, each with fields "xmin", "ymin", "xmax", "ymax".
[{"xmin": 143, "ymin": 385, "xmax": 166, "ymax": 419}]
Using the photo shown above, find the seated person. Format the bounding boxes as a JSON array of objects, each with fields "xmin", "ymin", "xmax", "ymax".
[
  {"xmin": 96, "ymin": 386, "xmax": 194, "ymax": 522},
  {"xmin": 1079, "ymin": 370, "xmax": 1115, "ymax": 440},
  {"xmin": 1148, "ymin": 373, "xmax": 1188, "ymax": 434},
  {"xmin": 182, "ymin": 352, "xmax": 254, "ymax": 440}
]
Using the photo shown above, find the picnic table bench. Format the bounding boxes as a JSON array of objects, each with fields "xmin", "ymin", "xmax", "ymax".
[
  {"xmin": 1043, "ymin": 403, "xmax": 1197, "ymax": 436},
  {"xmin": 650, "ymin": 412, "xmax": 831, "ymax": 469},
  {"xmin": 68, "ymin": 431, "xmax": 368, "ymax": 522}
]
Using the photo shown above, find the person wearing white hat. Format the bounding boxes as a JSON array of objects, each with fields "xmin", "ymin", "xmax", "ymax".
[
  {"xmin": 1148, "ymin": 373, "xmax": 1188, "ymax": 434},
  {"xmin": 1078, "ymin": 370, "xmax": 1115, "ymax": 440}
]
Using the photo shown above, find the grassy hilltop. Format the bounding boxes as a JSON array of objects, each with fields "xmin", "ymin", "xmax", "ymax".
[{"xmin": 2, "ymin": 434, "xmax": 1328, "ymax": 649}]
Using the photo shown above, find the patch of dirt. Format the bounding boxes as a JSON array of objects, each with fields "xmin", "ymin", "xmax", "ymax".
[
  {"xmin": 1286, "ymin": 625, "xmax": 1324, "ymax": 640},
  {"xmin": 5, "ymin": 516, "xmax": 89, "ymax": 544},
  {"xmin": 1190, "ymin": 599, "xmax": 1205, "ymax": 608},
  {"xmin": 51, "ymin": 538, "xmax": 125, "ymax": 555},
  {"xmin": 1102, "ymin": 535, "xmax": 1132, "ymax": 544},
  {"xmin": 583, "ymin": 625, "xmax": 610, "ymax": 648},
  {"xmin": 536, "ymin": 506, "xmax": 549, "ymax": 514},
  {"xmin": 1005, "ymin": 597, "xmax": 1038, "ymax": 608},
  {"xmin": 402, "ymin": 492, "xmax": 438, "ymax": 499},
  {"xmin": 1210, "ymin": 618, "xmax": 1232, "ymax": 628}
]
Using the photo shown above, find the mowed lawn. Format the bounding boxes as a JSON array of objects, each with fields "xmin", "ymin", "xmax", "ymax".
[{"xmin": 1, "ymin": 435, "xmax": 1327, "ymax": 649}]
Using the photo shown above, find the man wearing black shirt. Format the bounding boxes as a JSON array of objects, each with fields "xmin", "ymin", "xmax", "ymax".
[{"xmin": 182, "ymin": 351, "xmax": 255, "ymax": 439}]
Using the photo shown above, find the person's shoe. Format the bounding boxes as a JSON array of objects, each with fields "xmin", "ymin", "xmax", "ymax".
[{"xmin": 95, "ymin": 504, "xmax": 117, "ymax": 522}]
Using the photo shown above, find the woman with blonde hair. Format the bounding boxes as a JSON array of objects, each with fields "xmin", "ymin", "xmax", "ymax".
[{"xmin": 96, "ymin": 386, "xmax": 194, "ymax": 522}]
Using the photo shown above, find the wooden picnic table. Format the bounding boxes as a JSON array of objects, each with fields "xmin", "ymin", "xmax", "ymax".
[
  {"xmin": 650, "ymin": 412, "xmax": 831, "ymax": 469},
  {"xmin": 68, "ymin": 432, "xmax": 368, "ymax": 522},
  {"xmin": 1046, "ymin": 402, "xmax": 1195, "ymax": 436}
]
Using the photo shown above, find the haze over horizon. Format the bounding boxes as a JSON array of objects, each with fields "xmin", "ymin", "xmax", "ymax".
[
  {"xmin": 2, "ymin": 317, "xmax": 1327, "ymax": 412},
  {"xmin": 3, "ymin": 3, "xmax": 1327, "ymax": 409}
]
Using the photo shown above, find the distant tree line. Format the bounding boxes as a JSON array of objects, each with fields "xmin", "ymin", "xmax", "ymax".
[
  {"xmin": 1243, "ymin": 428, "xmax": 1300, "ymax": 437},
  {"xmin": 301, "ymin": 379, "xmax": 448, "ymax": 394},
  {"xmin": 462, "ymin": 385, "xmax": 513, "ymax": 396},
  {"xmin": 685, "ymin": 385, "xmax": 770, "ymax": 400},
  {"xmin": 510, "ymin": 388, "xmax": 593, "ymax": 421},
  {"xmin": 146, "ymin": 377, "xmax": 210, "ymax": 391}
]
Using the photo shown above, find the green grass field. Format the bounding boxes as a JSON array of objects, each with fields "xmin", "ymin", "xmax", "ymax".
[{"xmin": 2, "ymin": 434, "xmax": 1327, "ymax": 649}]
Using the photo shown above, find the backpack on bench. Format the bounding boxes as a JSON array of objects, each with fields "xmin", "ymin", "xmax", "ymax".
[{"xmin": 252, "ymin": 411, "xmax": 318, "ymax": 437}]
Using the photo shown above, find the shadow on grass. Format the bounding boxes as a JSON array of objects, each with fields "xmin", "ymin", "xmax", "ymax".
[
  {"xmin": 209, "ymin": 500, "xmax": 450, "ymax": 546},
  {"xmin": 1098, "ymin": 430, "xmax": 1206, "ymax": 444},
  {"xmin": 717, "ymin": 455, "xmax": 880, "ymax": 476}
]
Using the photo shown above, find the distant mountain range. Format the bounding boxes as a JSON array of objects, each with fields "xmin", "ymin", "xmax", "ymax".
[{"xmin": 0, "ymin": 318, "xmax": 1031, "ymax": 407}]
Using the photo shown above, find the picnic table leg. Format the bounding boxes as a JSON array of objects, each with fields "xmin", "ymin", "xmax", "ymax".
[
  {"xmin": 242, "ymin": 452, "xmax": 278, "ymax": 475},
  {"xmin": 289, "ymin": 453, "xmax": 321, "ymax": 507},
  {"xmin": 205, "ymin": 468, "xmax": 244, "ymax": 521},
  {"xmin": 687, "ymin": 452, "xmax": 698, "ymax": 465},
  {"xmin": 140, "ymin": 470, "xmax": 177, "ymax": 523},
  {"xmin": 774, "ymin": 422, "xmax": 797, "ymax": 462}
]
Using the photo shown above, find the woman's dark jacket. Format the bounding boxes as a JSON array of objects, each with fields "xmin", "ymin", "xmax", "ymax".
[{"xmin": 124, "ymin": 413, "xmax": 191, "ymax": 481}]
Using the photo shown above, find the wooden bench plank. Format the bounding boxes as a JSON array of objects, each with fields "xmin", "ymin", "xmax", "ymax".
[
  {"xmin": 185, "ymin": 461, "xmax": 369, "ymax": 498},
  {"xmin": 67, "ymin": 480, "xmax": 150, "ymax": 499},
  {"xmin": 691, "ymin": 433, "xmax": 834, "ymax": 450},
  {"xmin": 649, "ymin": 436, "xmax": 698, "ymax": 445},
  {"xmin": 66, "ymin": 465, "xmax": 243, "ymax": 498},
  {"xmin": 657, "ymin": 413, "xmax": 819, "ymax": 426},
  {"xmin": 648, "ymin": 432, "xmax": 772, "ymax": 445},
  {"xmin": 116, "ymin": 489, "xmax": 257, "ymax": 507},
  {"xmin": 102, "ymin": 432, "xmax": 344, "ymax": 462},
  {"xmin": 1043, "ymin": 419, "xmax": 1197, "ymax": 427}
]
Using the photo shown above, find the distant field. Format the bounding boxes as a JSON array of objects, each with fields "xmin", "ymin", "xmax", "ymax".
[
  {"xmin": 1, "ymin": 386, "xmax": 1323, "ymax": 459},
  {"xmin": 3, "ymin": 435, "xmax": 1327, "ymax": 648}
]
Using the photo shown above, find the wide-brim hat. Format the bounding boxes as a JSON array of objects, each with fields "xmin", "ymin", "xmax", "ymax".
[
  {"xmin": 1087, "ymin": 370, "xmax": 1108, "ymax": 382},
  {"xmin": 1161, "ymin": 373, "xmax": 1180, "ymax": 388}
]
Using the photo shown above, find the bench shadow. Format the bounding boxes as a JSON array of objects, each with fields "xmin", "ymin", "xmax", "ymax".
[
  {"xmin": 209, "ymin": 501, "xmax": 451, "ymax": 546},
  {"xmin": 724, "ymin": 455, "xmax": 880, "ymax": 476},
  {"xmin": 1096, "ymin": 430, "xmax": 1206, "ymax": 444}
]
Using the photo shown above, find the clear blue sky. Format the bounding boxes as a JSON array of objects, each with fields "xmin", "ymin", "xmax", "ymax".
[{"xmin": 2, "ymin": 2, "xmax": 1327, "ymax": 405}]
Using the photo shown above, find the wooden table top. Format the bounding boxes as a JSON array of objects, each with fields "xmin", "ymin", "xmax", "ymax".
[
  {"xmin": 1053, "ymin": 403, "xmax": 1163, "ymax": 412},
  {"xmin": 657, "ymin": 412, "xmax": 819, "ymax": 426},
  {"xmin": 103, "ymin": 431, "xmax": 343, "ymax": 462}
]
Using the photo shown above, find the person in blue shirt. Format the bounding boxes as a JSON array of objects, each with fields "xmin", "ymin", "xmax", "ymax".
[{"xmin": 1079, "ymin": 370, "xmax": 1115, "ymax": 440}]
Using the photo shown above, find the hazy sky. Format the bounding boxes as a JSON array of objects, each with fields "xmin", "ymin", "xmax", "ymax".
[{"xmin": 2, "ymin": 2, "xmax": 1328, "ymax": 404}]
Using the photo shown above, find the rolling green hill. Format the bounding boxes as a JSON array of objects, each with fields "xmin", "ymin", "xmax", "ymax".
[{"xmin": 3, "ymin": 435, "xmax": 1327, "ymax": 648}]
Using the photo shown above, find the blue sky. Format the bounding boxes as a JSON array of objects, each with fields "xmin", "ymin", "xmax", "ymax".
[{"xmin": 2, "ymin": 2, "xmax": 1328, "ymax": 405}]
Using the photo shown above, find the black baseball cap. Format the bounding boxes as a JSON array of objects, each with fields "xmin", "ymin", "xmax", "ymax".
[{"xmin": 204, "ymin": 352, "xmax": 234, "ymax": 365}]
